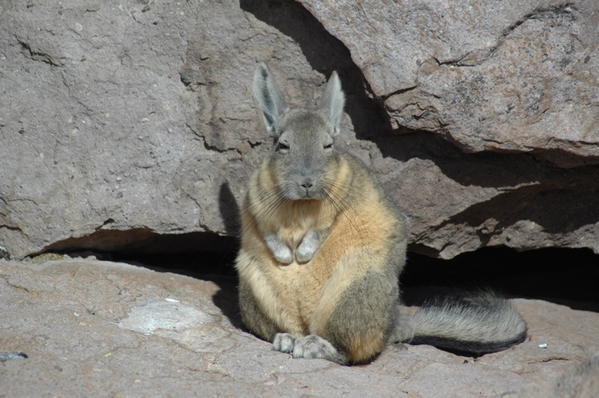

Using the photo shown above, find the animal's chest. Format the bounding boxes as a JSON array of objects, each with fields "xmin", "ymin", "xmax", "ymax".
[
  {"xmin": 272, "ymin": 201, "xmax": 332, "ymax": 248},
  {"xmin": 264, "ymin": 202, "xmax": 338, "ymax": 331}
]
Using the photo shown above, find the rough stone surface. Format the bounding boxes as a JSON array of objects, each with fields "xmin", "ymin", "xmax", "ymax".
[
  {"xmin": 1, "ymin": 0, "xmax": 599, "ymax": 259},
  {"xmin": 1, "ymin": 258, "xmax": 598, "ymax": 397},
  {"xmin": 0, "ymin": 0, "xmax": 327, "ymax": 258},
  {"xmin": 300, "ymin": 0, "xmax": 599, "ymax": 161}
]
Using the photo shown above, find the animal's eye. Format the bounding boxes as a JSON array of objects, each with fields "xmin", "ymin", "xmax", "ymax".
[
  {"xmin": 324, "ymin": 143, "xmax": 333, "ymax": 150},
  {"xmin": 276, "ymin": 142, "xmax": 290, "ymax": 152}
]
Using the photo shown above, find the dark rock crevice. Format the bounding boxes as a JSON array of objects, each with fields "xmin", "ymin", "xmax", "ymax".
[
  {"xmin": 419, "ymin": 185, "xmax": 599, "ymax": 247},
  {"xmin": 402, "ymin": 247, "xmax": 599, "ymax": 312},
  {"xmin": 41, "ymin": 228, "xmax": 238, "ymax": 259},
  {"xmin": 32, "ymin": 228, "xmax": 599, "ymax": 313},
  {"xmin": 16, "ymin": 37, "xmax": 63, "ymax": 67}
]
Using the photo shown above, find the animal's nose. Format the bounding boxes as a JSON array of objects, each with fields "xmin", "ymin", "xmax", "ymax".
[{"xmin": 301, "ymin": 179, "xmax": 314, "ymax": 190}]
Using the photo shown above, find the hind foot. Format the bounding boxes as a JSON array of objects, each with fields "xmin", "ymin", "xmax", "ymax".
[{"xmin": 274, "ymin": 334, "xmax": 346, "ymax": 364}]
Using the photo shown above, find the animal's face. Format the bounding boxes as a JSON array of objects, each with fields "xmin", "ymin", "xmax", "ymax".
[
  {"xmin": 252, "ymin": 63, "xmax": 346, "ymax": 201},
  {"xmin": 271, "ymin": 110, "xmax": 337, "ymax": 200}
]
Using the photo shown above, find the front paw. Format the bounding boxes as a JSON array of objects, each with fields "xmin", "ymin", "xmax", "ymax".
[
  {"xmin": 273, "ymin": 245, "xmax": 293, "ymax": 264},
  {"xmin": 296, "ymin": 232, "xmax": 320, "ymax": 264},
  {"xmin": 265, "ymin": 234, "xmax": 294, "ymax": 265},
  {"xmin": 295, "ymin": 244, "xmax": 316, "ymax": 264}
]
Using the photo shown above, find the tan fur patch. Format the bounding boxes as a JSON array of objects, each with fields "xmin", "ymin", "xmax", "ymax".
[{"xmin": 346, "ymin": 329, "xmax": 386, "ymax": 364}]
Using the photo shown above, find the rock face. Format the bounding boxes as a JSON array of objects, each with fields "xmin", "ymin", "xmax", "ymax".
[
  {"xmin": 1, "ymin": 258, "xmax": 598, "ymax": 397},
  {"xmin": 0, "ymin": 0, "xmax": 324, "ymax": 258},
  {"xmin": 1, "ymin": 0, "xmax": 598, "ymax": 259},
  {"xmin": 300, "ymin": 0, "xmax": 599, "ymax": 162}
]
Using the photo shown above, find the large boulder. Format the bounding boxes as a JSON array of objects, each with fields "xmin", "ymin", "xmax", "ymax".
[
  {"xmin": 0, "ymin": 1, "xmax": 329, "ymax": 258},
  {"xmin": 300, "ymin": 0, "xmax": 599, "ymax": 162},
  {"xmin": 1, "ymin": 0, "xmax": 598, "ymax": 259}
]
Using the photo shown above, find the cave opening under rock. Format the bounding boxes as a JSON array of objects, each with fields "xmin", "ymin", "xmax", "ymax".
[{"xmin": 41, "ymin": 229, "xmax": 599, "ymax": 314}]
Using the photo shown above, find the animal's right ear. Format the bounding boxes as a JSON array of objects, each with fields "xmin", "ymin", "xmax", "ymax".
[
  {"xmin": 319, "ymin": 71, "xmax": 345, "ymax": 137},
  {"xmin": 253, "ymin": 63, "xmax": 288, "ymax": 137}
]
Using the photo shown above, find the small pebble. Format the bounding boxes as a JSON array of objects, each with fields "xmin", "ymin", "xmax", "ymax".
[{"xmin": 0, "ymin": 352, "xmax": 28, "ymax": 362}]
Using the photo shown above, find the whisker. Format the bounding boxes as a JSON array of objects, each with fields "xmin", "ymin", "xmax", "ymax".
[
  {"xmin": 323, "ymin": 187, "xmax": 363, "ymax": 235},
  {"xmin": 257, "ymin": 192, "xmax": 284, "ymax": 221},
  {"xmin": 248, "ymin": 186, "xmax": 286, "ymax": 223}
]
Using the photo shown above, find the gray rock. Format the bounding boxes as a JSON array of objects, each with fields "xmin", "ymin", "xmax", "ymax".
[
  {"xmin": 0, "ymin": 0, "xmax": 328, "ymax": 258},
  {"xmin": 299, "ymin": 0, "xmax": 599, "ymax": 162},
  {"xmin": 1, "ymin": 0, "xmax": 599, "ymax": 259},
  {"xmin": 1, "ymin": 258, "xmax": 597, "ymax": 397}
]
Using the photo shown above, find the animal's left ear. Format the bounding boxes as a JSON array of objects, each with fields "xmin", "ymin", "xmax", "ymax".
[{"xmin": 318, "ymin": 71, "xmax": 345, "ymax": 137}]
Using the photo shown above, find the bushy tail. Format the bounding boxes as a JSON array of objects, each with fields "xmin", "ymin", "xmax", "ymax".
[{"xmin": 394, "ymin": 293, "xmax": 527, "ymax": 355}]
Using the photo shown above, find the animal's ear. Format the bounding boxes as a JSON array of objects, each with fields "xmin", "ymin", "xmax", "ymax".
[
  {"xmin": 253, "ymin": 63, "xmax": 288, "ymax": 137},
  {"xmin": 319, "ymin": 71, "xmax": 345, "ymax": 137}
]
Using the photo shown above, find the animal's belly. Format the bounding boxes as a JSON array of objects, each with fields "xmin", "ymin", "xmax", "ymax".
[
  {"xmin": 261, "ymin": 211, "xmax": 385, "ymax": 334},
  {"xmin": 266, "ymin": 258, "xmax": 328, "ymax": 334}
]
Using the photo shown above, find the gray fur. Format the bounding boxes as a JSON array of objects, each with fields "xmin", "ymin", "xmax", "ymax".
[
  {"xmin": 273, "ymin": 334, "xmax": 347, "ymax": 364},
  {"xmin": 238, "ymin": 278, "xmax": 279, "ymax": 342},
  {"xmin": 324, "ymin": 269, "xmax": 400, "ymax": 363},
  {"xmin": 253, "ymin": 63, "xmax": 288, "ymax": 136},
  {"xmin": 272, "ymin": 333, "xmax": 296, "ymax": 353},
  {"xmin": 394, "ymin": 293, "xmax": 527, "ymax": 354},
  {"xmin": 273, "ymin": 333, "xmax": 346, "ymax": 363},
  {"xmin": 252, "ymin": 66, "xmax": 341, "ymax": 201},
  {"xmin": 292, "ymin": 335, "xmax": 346, "ymax": 363},
  {"xmin": 318, "ymin": 71, "xmax": 345, "ymax": 136}
]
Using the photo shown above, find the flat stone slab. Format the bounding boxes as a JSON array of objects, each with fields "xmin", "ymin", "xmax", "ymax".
[{"xmin": 1, "ymin": 259, "xmax": 597, "ymax": 397}]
